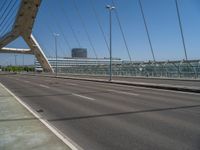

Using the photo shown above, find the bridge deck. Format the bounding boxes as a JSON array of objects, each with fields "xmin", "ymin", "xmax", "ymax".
[{"xmin": 0, "ymin": 74, "xmax": 199, "ymax": 150}]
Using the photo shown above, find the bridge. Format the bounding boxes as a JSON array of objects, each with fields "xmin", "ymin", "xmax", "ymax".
[{"xmin": 0, "ymin": 0, "xmax": 200, "ymax": 150}]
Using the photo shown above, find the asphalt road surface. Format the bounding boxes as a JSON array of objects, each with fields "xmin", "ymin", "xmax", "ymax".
[{"xmin": 0, "ymin": 74, "xmax": 200, "ymax": 150}]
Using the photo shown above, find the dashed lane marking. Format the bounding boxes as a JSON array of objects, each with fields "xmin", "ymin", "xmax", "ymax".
[
  {"xmin": 72, "ymin": 93, "xmax": 95, "ymax": 101},
  {"xmin": 39, "ymin": 84, "xmax": 50, "ymax": 89}
]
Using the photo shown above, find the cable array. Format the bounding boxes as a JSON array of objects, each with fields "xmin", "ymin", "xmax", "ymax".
[
  {"xmin": 111, "ymin": 0, "xmax": 132, "ymax": 62},
  {"xmin": 60, "ymin": 0, "xmax": 82, "ymax": 48},
  {"xmin": 138, "ymin": 0, "xmax": 156, "ymax": 62},
  {"xmin": 175, "ymin": 0, "xmax": 188, "ymax": 60},
  {"xmin": 89, "ymin": 0, "xmax": 109, "ymax": 53},
  {"xmin": 72, "ymin": 0, "xmax": 98, "ymax": 59},
  {"xmin": 0, "ymin": 0, "xmax": 20, "ymax": 37},
  {"xmin": 0, "ymin": 0, "xmax": 191, "ymax": 63}
]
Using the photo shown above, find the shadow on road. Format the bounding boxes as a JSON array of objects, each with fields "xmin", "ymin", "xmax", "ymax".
[{"xmin": 1, "ymin": 104, "xmax": 199, "ymax": 123}]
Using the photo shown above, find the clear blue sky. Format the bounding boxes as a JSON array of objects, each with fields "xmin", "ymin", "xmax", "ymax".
[{"xmin": 1, "ymin": 0, "xmax": 200, "ymax": 66}]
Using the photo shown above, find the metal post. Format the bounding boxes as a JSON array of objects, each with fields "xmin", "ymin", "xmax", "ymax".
[
  {"xmin": 54, "ymin": 33, "xmax": 59, "ymax": 76},
  {"xmin": 14, "ymin": 54, "xmax": 17, "ymax": 66},
  {"xmin": 109, "ymin": 10, "xmax": 112, "ymax": 81},
  {"xmin": 106, "ymin": 5, "xmax": 115, "ymax": 81},
  {"xmin": 23, "ymin": 53, "xmax": 24, "ymax": 67}
]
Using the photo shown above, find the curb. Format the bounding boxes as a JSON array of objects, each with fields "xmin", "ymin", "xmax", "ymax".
[
  {"xmin": 0, "ymin": 82, "xmax": 83, "ymax": 150},
  {"xmin": 21, "ymin": 73, "xmax": 200, "ymax": 94}
]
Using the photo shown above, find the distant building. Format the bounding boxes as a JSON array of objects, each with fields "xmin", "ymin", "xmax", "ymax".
[
  {"xmin": 35, "ymin": 57, "xmax": 122, "ymax": 72},
  {"xmin": 72, "ymin": 48, "xmax": 87, "ymax": 58}
]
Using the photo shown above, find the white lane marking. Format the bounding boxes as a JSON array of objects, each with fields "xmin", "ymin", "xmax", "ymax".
[
  {"xmin": 72, "ymin": 93, "xmax": 95, "ymax": 101},
  {"xmin": 107, "ymin": 89, "xmax": 139, "ymax": 96},
  {"xmin": 24, "ymin": 80, "xmax": 30, "ymax": 83},
  {"xmin": 39, "ymin": 84, "xmax": 50, "ymax": 89},
  {"xmin": 0, "ymin": 82, "xmax": 83, "ymax": 150}
]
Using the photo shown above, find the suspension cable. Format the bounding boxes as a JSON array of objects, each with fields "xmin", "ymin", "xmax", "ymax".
[
  {"xmin": 0, "ymin": 0, "xmax": 7, "ymax": 14},
  {"xmin": 60, "ymin": 0, "xmax": 82, "ymax": 48},
  {"xmin": 0, "ymin": 0, "xmax": 12, "ymax": 21},
  {"xmin": 0, "ymin": 0, "xmax": 18, "ymax": 28},
  {"xmin": 89, "ymin": 0, "xmax": 109, "ymax": 53},
  {"xmin": 0, "ymin": 2, "xmax": 19, "ymax": 36},
  {"xmin": 48, "ymin": 9, "xmax": 72, "ymax": 55},
  {"xmin": 0, "ymin": 13, "xmax": 15, "ymax": 37},
  {"xmin": 111, "ymin": 0, "xmax": 132, "ymax": 62},
  {"xmin": 138, "ymin": 0, "xmax": 156, "ymax": 62},
  {"xmin": 72, "ymin": 0, "xmax": 98, "ymax": 59},
  {"xmin": 49, "ymin": 23, "xmax": 69, "ymax": 57},
  {"xmin": 36, "ymin": 12, "xmax": 68, "ymax": 58},
  {"xmin": 175, "ymin": 0, "xmax": 188, "ymax": 60}
]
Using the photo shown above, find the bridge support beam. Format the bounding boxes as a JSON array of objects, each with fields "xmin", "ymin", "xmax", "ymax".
[
  {"xmin": 0, "ymin": 0, "xmax": 54, "ymax": 72},
  {"xmin": 23, "ymin": 34, "xmax": 53, "ymax": 72},
  {"xmin": 0, "ymin": 47, "xmax": 33, "ymax": 54}
]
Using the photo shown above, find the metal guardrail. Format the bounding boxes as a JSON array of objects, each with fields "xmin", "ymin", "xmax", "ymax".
[{"xmin": 55, "ymin": 60, "xmax": 200, "ymax": 79}]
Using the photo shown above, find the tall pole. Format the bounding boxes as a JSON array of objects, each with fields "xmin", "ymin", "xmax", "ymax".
[
  {"xmin": 54, "ymin": 33, "xmax": 59, "ymax": 76},
  {"xmin": 109, "ymin": 9, "xmax": 112, "ymax": 81},
  {"xmin": 14, "ymin": 54, "xmax": 17, "ymax": 66},
  {"xmin": 106, "ymin": 5, "xmax": 115, "ymax": 81},
  {"xmin": 23, "ymin": 53, "xmax": 24, "ymax": 67}
]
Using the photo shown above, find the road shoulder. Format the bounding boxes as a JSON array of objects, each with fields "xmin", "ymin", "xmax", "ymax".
[{"xmin": 0, "ymin": 82, "xmax": 72, "ymax": 150}]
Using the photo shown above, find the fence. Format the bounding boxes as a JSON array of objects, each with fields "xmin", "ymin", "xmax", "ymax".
[{"xmin": 55, "ymin": 60, "xmax": 200, "ymax": 79}]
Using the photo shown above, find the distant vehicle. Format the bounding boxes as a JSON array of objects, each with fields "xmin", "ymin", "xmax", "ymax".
[{"xmin": 35, "ymin": 68, "xmax": 43, "ymax": 72}]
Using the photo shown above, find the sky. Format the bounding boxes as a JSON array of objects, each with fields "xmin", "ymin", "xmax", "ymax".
[{"xmin": 1, "ymin": 0, "xmax": 200, "ymax": 66}]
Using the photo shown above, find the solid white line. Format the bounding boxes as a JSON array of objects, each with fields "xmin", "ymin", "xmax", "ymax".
[
  {"xmin": 39, "ymin": 84, "xmax": 50, "ymax": 89},
  {"xmin": 72, "ymin": 93, "xmax": 95, "ymax": 101},
  {"xmin": 107, "ymin": 89, "xmax": 139, "ymax": 96},
  {"xmin": 0, "ymin": 82, "xmax": 83, "ymax": 150}
]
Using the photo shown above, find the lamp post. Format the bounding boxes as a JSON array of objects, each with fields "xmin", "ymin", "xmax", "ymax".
[
  {"xmin": 53, "ymin": 33, "xmax": 59, "ymax": 76},
  {"xmin": 14, "ymin": 54, "xmax": 17, "ymax": 66},
  {"xmin": 106, "ymin": 5, "xmax": 115, "ymax": 81}
]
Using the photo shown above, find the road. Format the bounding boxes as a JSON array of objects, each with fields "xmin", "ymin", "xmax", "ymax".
[{"xmin": 0, "ymin": 74, "xmax": 200, "ymax": 150}]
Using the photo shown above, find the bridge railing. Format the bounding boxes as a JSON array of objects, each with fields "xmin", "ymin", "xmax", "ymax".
[{"xmin": 48, "ymin": 60, "xmax": 200, "ymax": 79}]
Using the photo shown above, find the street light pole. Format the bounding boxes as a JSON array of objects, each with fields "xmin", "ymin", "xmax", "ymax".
[
  {"xmin": 53, "ymin": 33, "xmax": 59, "ymax": 76},
  {"xmin": 106, "ymin": 5, "xmax": 115, "ymax": 81},
  {"xmin": 14, "ymin": 54, "xmax": 17, "ymax": 66}
]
